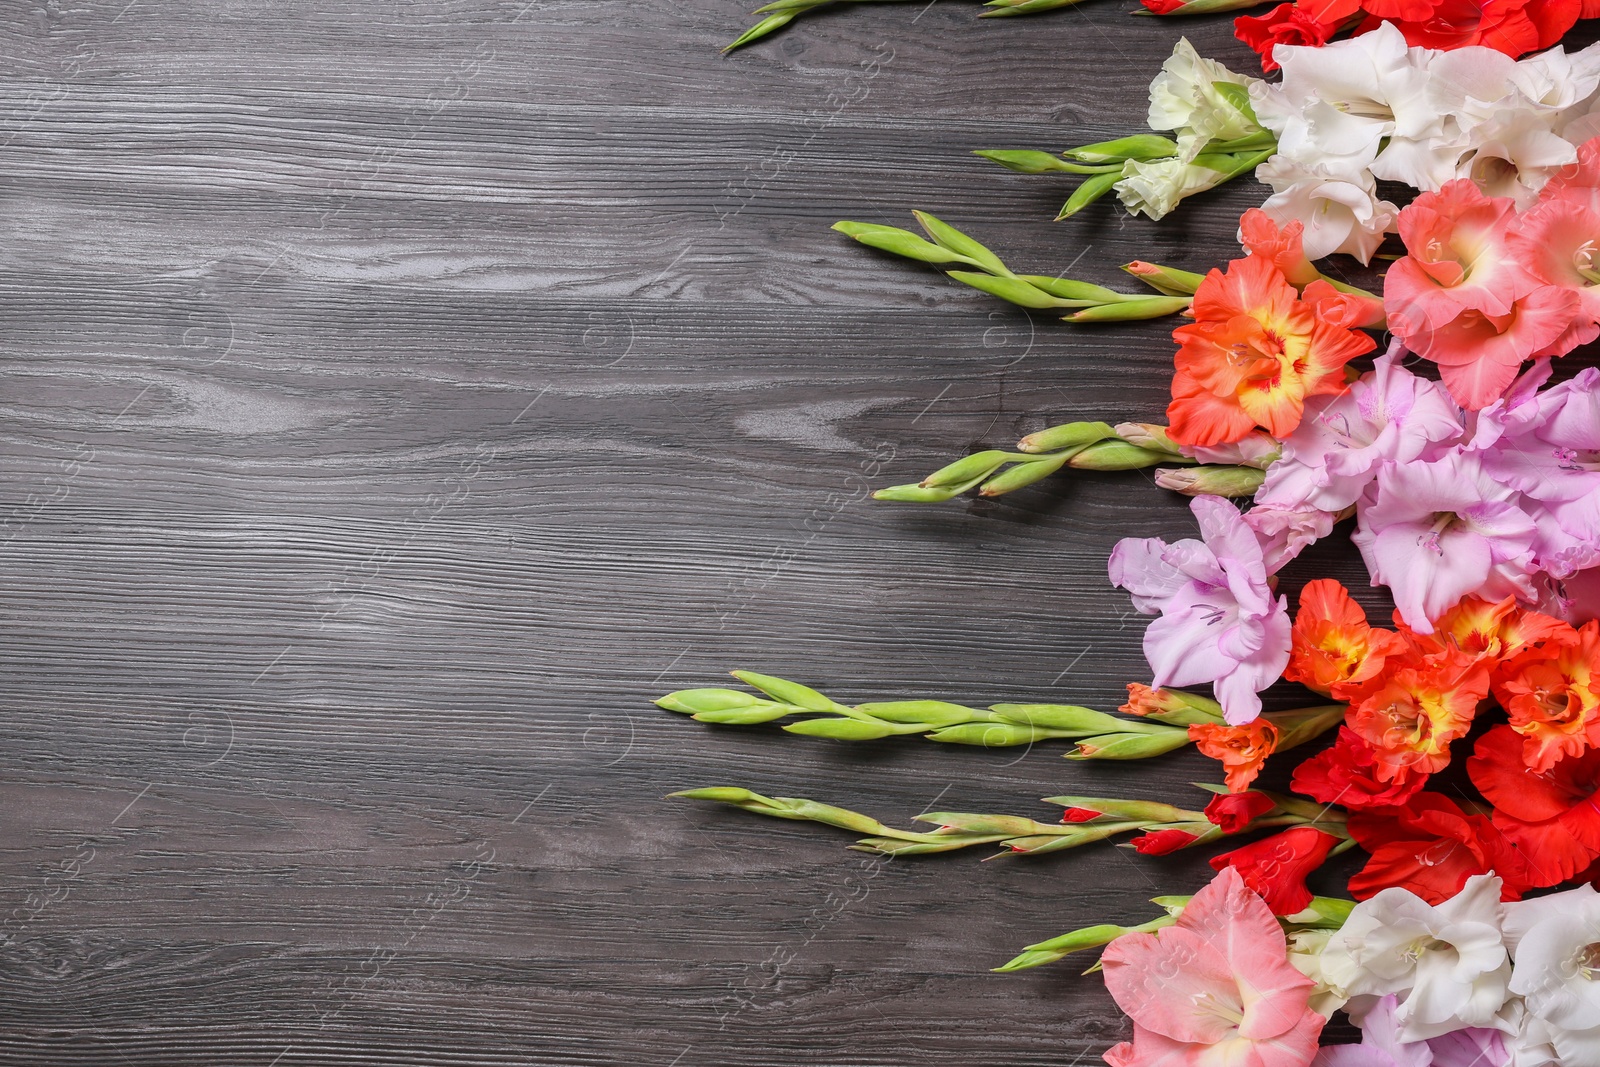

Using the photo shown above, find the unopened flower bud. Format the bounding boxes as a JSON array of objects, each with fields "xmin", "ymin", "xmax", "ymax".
[
  {"xmin": 1067, "ymin": 729, "xmax": 1192, "ymax": 760},
  {"xmin": 1154, "ymin": 464, "xmax": 1266, "ymax": 497},
  {"xmin": 1121, "ymin": 260, "xmax": 1207, "ymax": 296},
  {"xmin": 1120, "ymin": 683, "xmax": 1224, "ymax": 724}
]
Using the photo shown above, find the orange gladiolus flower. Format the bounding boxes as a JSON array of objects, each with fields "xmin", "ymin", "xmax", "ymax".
[
  {"xmin": 1189, "ymin": 719, "xmax": 1280, "ymax": 793},
  {"xmin": 1399, "ymin": 594, "xmax": 1571, "ymax": 666},
  {"xmin": 1285, "ymin": 579, "xmax": 1410, "ymax": 699},
  {"xmin": 1167, "ymin": 255, "xmax": 1376, "ymax": 447},
  {"xmin": 1495, "ymin": 620, "xmax": 1600, "ymax": 774},
  {"xmin": 1345, "ymin": 647, "xmax": 1490, "ymax": 780}
]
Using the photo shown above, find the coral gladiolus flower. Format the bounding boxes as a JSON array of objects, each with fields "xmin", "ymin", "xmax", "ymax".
[
  {"xmin": 1468, "ymin": 724, "xmax": 1600, "ymax": 887},
  {"xmin": 1168, "ymin": 255, "xmax": 1375, "ymax": 447},
  {"xmin": 1101, "ymin": 867, "xmax": 1325, "ymax": 1067},
  {"xmin": 1285, "ymin": 579, "xmax": 1411, "ymax": 698},
  {"xmin": 1209, "ymin": 826, "xmax": 1341, "ymax": 915},
  {"xmin": 1344, "ymin": 647, "xmax": 1490, "ymax": 779},
  {"xmin": 1190, "ymin": 719, "xmax": 1280, "ymax": 793},
  {"xmin": 1385, "ymin": 179, "xmax": 1579, "ymax": 409},
  {"xmin": 1238, "ymin": 207, "xmax": 1320, "ymax": 287},
  {"xmin": 1291, "ymin": 727, "xmax": 1431, "ymax": 810},
  {"xmin": 1495, "ymin": 620, "xmax": 1600, "ymax": 773},
  {"xmin": 1347, "ymin": 794, "xmax": 1533, "ymax": 904}
]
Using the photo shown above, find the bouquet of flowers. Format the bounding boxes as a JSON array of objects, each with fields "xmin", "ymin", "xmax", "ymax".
[{"xmin": 667, "ymin": 15, "xmax": 1600, "ymax": 1067}]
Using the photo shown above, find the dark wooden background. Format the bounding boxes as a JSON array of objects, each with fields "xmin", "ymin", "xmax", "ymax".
[{"xmin": 0, "ymin": 2, "xmax": 1386, "ymax": 1063}]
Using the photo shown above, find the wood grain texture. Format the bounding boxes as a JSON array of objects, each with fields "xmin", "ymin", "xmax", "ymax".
[{"xmin": 4, "ymin": 0, "xmax": 1559, "ymax": 1061}]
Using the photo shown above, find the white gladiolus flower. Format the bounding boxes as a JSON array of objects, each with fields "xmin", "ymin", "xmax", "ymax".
[
  {"xmin": 1320, "ymin": 874, "xmax": 1509, "ymax": 1041},
  {"xmin": 1254, "ymin": 158, "xmax": 1398, "ymax": 263},
  {"xmin": 1146, "ymin": 38, "xmax": 1261, "ymax": 160},
  {"xmin": 1115, "ymin": 154, "xmax": 1232, "ymax": 221},
  {"xmin": 1503, "ymin": 885, "xmax": 1600, "ymax": 1057},
  {"xmin": 1285, "ymin": 928, "xmax": 1347, "ymax": 1019}
]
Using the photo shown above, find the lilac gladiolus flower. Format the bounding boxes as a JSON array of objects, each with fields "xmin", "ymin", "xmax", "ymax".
[
  {"xmin": 1313, "ymin": 996, "xmax": 1508, "ymax": 1067},
  {"xmin": 1258, "ymin": 345, "xmax": 1463, "ymax": 513},
  {"xmin": 1352, "ymin": 453, "xmax": 1537, "ymax": 632},
  {"xmin": 1108, "ymin": 495, "xmax": 1290, "ymax": 725}
]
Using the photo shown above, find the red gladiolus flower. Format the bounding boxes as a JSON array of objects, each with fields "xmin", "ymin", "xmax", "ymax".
[
  {"xmin": 1061, "ymin": 807, "xmax": 1103, "ymax": 823},
  {"xmin": 1209, "ymin": 826, "xmax": 1340, "ymax": 914},
  {"xmin": 1204, "ymin": 791, "xmax": 1277, "ymax": 833},
  {"xmin": 1290, "ymin": 726, "xmax": 1430, "ymax": 810},
  {"xmin": 1167, "ymin": 255, "xmax": 1375, "ymax": 447},
  {"xmin": 1131, "ymin": 828, "xmax": 1201, "ymax": 855},
  {"xmin": 1369, "ymin": 0, "xmax": 1578, "ymax": 55},
  {"xmin": 1286, "ymin": 579, "xmax": 1411, "ymax": 699},
  {"xmin": 1234, "ymin": 3, "xmax": 1343, "ymax": 74},
  {"xmin": 1493, "ymin": 620, "xmax": 1600, "ymax": 773},
  {"xmin": 1468, "ymin": 724, "xmax": 1600, "ymax": 887},
  {"xmin": 1190, "ymin": 719, "xmax": 1281, "ymax": 793},
  {"xmin": 1347, "ymin": 793, "xmax": 1533, "ymax": 904},
  {"xmin": 1343, "ymin": 646, "xmax": 1490, "ymax": 780}
]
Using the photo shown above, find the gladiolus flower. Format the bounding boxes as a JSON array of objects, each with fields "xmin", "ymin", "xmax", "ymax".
[
  {"xmin": 1238, "ymin": 207, "xmax": 1320, "ymax": 287},
  {"xmin": 1385, "ymin": 179, "xmax": 1579, "ymax": 410},
  {"xmin": 1061, "ymin": 807, "xmax": 1104, "ymax": 823},
  {"xmin": 1285, "ymin": 578, "xmax": 1411, "ymax": 698},
  {"xmin": 1130, "ymin": 828, "xmax": 1202, "ymax": 855},
  {"xmin": 1204, "ymin": 790, "xmax": 1277, "ymax": 833},
  {"xmin": 1495, "ymin": 620, "xmax": 1600, "ymax": 772},
  {"xmin": 1343, "ymin": 645, "xmax": 1489, "ymax": 779},
  {"xmin": 1209, "ymin": 826, "xmax": 1341, "ymax": 914},
  {"xmin": 1468, "ymin": 723, "xmax": 1600, "ymax": 887},
  {"xmin": 1234, "ymin": 3, "xmax": 1341, "ymax": 74},
  {"xmin": 1190, "ymin": 719, "xmax": 1280, "ymax": 792},
  {"xmin": 1101, "ymin": 867, "xmax": 1325, "ymax": 1067},
  {"xmin": 1398, "ymin": 593, "xmax": 1570, "ymax": 666},
  {"xmin": 1290, "ymin": 726, "xmax": 1431, "ymax": 810},
  {"xmin": 1167, "ymin": 254, "xmax": 1375, "ymax": 447},
  {"xmin": 1346, "ymin": 794, "xmax": 1532, "ymax": 904},
  {"xmin": 1108, "ymin": 495, "xmax": 1291, "ymax": 725}
]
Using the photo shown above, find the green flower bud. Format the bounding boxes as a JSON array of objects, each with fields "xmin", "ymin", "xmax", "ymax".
[
  {"xmin": 917, "ymin": 812, "xmax": 1053, "ymax": 836},
  {"xmin": 947, "ymin": 271, "xmax": 1067, "ymax": 309},
  {"xmin": 873, "ymin": 483, "xmax": 968, "ymax": 503},
  {"xmin": 973, "ymin": 149, "xmax": 1110, "ymax": 174},
  {"xmin": 1056, "ymin": 171, "xmax": 1120, "ymax": 220},
  {"xmin": 919, "ymin": 449, "xmax": 1010, "ymax": 488},
  {"xmin": 1065, "ymin": 135, "xmax": 1181, "ymax": 163},
  {"xmin": 1017, "ymin": 276, "xmax": 1128, "ymax": 304},
  {"xmin": 977, "ymin": 455, "xmax": 1069, "ymax": 496},
  {"xmin": 1121, "ymin": 260, "xmax": 1207, "ymax": 296},
  {"xmin": 926, "ymin": 722, "xmax": 1051, "ymax": 746},
  {"xmin": 1043, "ymin": 796, "xmax": 1196, "ymax": 822},
  {"xmin": 783, "ymin": 718, "xmax": 897, "ymax": 741},
  {"xmin": 1110, "ymin": 423, "xmax": 1182, "ymax": 455},
  {"xmin": 831, "ymin": 221, "xmax": 982, "ymax": 268},
  {"xmin": 1016, "ymin": 421, "xmax": 1118, "ymax": 454},
  {"xmin": 1063, "ymin": 296, "xmax": 1192, "ymax": 322},
  {"xmin": 855, "ymin": 700, "xmax": 983, "ymax": 727},
  {"xmin": 1067, "ymin": 439, "xmax": 1174, "ymax": 471},
  {"xmin": 991, "ymin": 703, "xmax": 1168, "ymax": 735},
  {"xmin": 1282, "ymin": 897, "xmax": 1356, "ymax": 929},
  {"xmin": 1067, "ymin": 729, "xmax": 1192, "ymax": 760},
  {"xmin": 913, "ymin": 211, "xmax": 1011, "ymax": 276},
  {"xmin": 730, "ymin": 670, "xmax": 842, "ymax": 712},
  {"xmin": 656, "ymin": 688, "xmax": 763, "ymax": 714}
]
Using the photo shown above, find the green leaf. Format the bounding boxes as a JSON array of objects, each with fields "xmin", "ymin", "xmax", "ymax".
[
  {"xmin": 912, "ymin": 211, "xmax": 1011, "ymax": 276},
  {"xmin": 783, "ymin": 718, "xmax": 897, "ymax": 741}
]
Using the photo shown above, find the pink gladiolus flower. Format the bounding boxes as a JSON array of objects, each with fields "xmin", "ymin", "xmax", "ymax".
[
  {"xmin": 1108, "ymin": 496, "xmax": 1291, "ymax": 725},
  {"xmin": 1385, "ymin": 179, "xmax": 1580, "ymax": 410},
  {"xmin": 1102, "ymin": 867, "xmax": 1325, "ymax": 1067},
  {"xmin": 1351, "ymin": 453, "xmax": 1538, "ymax": 632},
  {"xmin": 1257, "ymin": 345, "xmax": 1464, "ymax": 514}
]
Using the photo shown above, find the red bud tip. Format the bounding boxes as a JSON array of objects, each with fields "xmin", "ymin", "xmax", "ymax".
[
  {"xmin": 1061, "ymin": 807, "xmax": 1102, "ymax": 823},
  {"xmin": 1130, "ymin": 829, "xmax": 1200, "ymax": 856}
]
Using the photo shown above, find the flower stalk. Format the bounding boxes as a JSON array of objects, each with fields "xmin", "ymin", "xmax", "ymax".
[{"xmin": 832, "ymin": 213, "xmax": 1194, "ymax": 320}]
